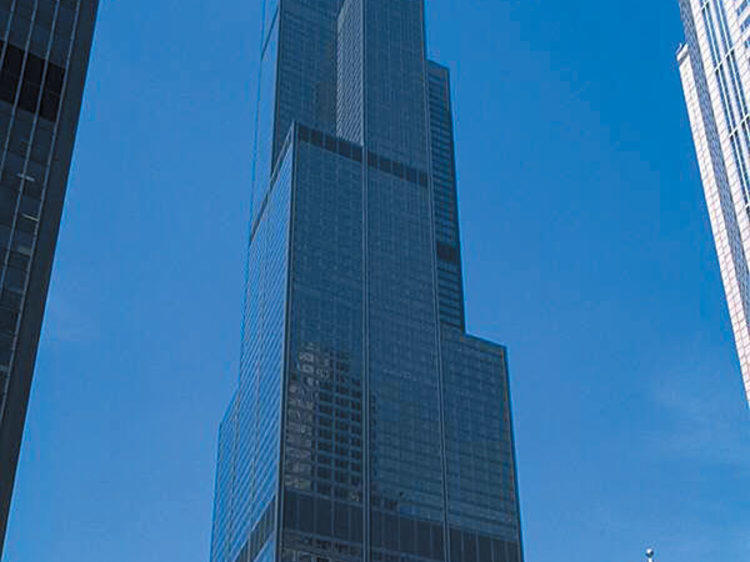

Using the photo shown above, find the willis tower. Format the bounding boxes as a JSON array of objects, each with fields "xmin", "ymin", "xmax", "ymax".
[{"xmin": 210, "ymin": 1, "xmax": 525, "ymax": 561}]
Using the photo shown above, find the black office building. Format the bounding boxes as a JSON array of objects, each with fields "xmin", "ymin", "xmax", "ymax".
[
  {"xmin": 210, "ymin": 1, "xmax": 525, "ymax": 561},
  {"xmin": 0, "ymin": 0, "xmax": 98, "ymax": 554}
]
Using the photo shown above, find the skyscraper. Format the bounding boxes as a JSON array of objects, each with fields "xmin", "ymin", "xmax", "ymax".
[
  {"xmin": 0, "ymin": 0, "xmax": 99, "ymax": 554},
  {"xmin": 678, "ymin": 0, "xmax": 750, "ymax": 405},
  {"xmin": 210, "ymin": 1, "xmax": 525, "ymax": 561}
]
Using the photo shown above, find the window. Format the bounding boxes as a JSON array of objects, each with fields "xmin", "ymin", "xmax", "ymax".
[{"xmin": 0, "ymin": 40, "xmax": 65, "ymax": 121}]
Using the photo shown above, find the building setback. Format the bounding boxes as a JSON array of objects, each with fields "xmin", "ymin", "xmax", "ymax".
[
  {"xmin": 678, "ymin": 0, "xmax": 750, "ymax": 405},
  {"xmin": 210, "ymin": 1, "xmax": 525, "ymax": 561},
  {"xmin": 0, "ymin": 0, "xmax": 99, "ymax": 555}
]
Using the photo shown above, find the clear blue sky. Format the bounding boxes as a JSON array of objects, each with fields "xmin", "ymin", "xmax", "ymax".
[{"xmin": 3, "ymin": 0, "xmax": 749, "ymax": 560}]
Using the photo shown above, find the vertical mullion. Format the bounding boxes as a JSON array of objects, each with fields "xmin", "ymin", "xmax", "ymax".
[
  {"xmin": 0, "ymin": 0, "xmax": 41, "ymax": 408},
  {"xmin": 0, "ymin": 0, "xmax": 81, "ymax": 422},
  {"xmin": 0, "ymin": 0, "xmax": 17, "ymax": 411}
]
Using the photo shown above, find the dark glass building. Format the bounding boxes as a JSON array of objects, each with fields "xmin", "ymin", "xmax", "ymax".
[
  {"xmin": 0, "ymin": 0, "xmax": 99, "ymax": 555},
  {"xmin": 210, "ymin": 1, "xmax": 524, "ymax": 561}
]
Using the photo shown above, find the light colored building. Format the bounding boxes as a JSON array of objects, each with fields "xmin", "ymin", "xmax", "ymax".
[{"xmin": 678, "ymin": 0, "xmax": 750, "ymax": 405}]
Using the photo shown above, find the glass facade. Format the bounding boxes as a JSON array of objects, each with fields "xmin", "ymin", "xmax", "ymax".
[
  {"xmin": 0, "ymin": 0, "xmax": 99, "ymax": 555},
  {"xmin": 211, "ymin": 1, "xmax": 525, "ymax": 561},
  {"xmin": 282, "ymin": 125, "xmax": 365, "ymax": 562},
  {"xmin": 428, "ymin": 62, "xmax": 465, "ymax": 331},
  {"xmin": 441, "ymin": 330, "xmax": 522, "ymax": 562},
  {"xmin": 678, "ymin": 0, "xmax": 750, "ymax": 404}
]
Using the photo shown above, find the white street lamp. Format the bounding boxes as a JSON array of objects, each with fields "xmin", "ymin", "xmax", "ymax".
[{"xmin": 646, "ymin": 548, "xmax": 655, "ymax": 562}]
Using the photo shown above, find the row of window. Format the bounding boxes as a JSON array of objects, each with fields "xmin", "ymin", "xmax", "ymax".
[
  {"xmin": 0, "ymin": 2, "xmax": 77, "ymax": 68},
  {"xmin": 370, "ymin": 511, "xmax": 444, "ymax": 560},
  {"xmin": 448, "ymin": 528, "xmax": 520, "ymax": 562},
  {"xmin": 279, "ymin": 507, "xmax": 521, "ymax": 562},
  {"xmin": 0, "ymin": 39, "xmax": 64, "ymax": 121},
  {"xmin": 437, "ymin": 242, "xmax": 459, "ymax": 265},
  {"xmin": 283, "ymin": 490, "xmax": 364, "ymax": 544},
  {"xmin": 233, "ymin": 501, "xmax": 275, "ymax": 562},
  {"xmin": 282, "ymin": 531, "xmax": 362, "ymax": 562},
  {"xmin": 366, "ymin": 150, "xmax": 429, "ymax": 188},
  {"xmin": 295, "ymin": 123, "xmax": 430, "ymax": 189},
  {"xmin": 297, "ymin": 123, "xmax": 362, "ymax": 163}
]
